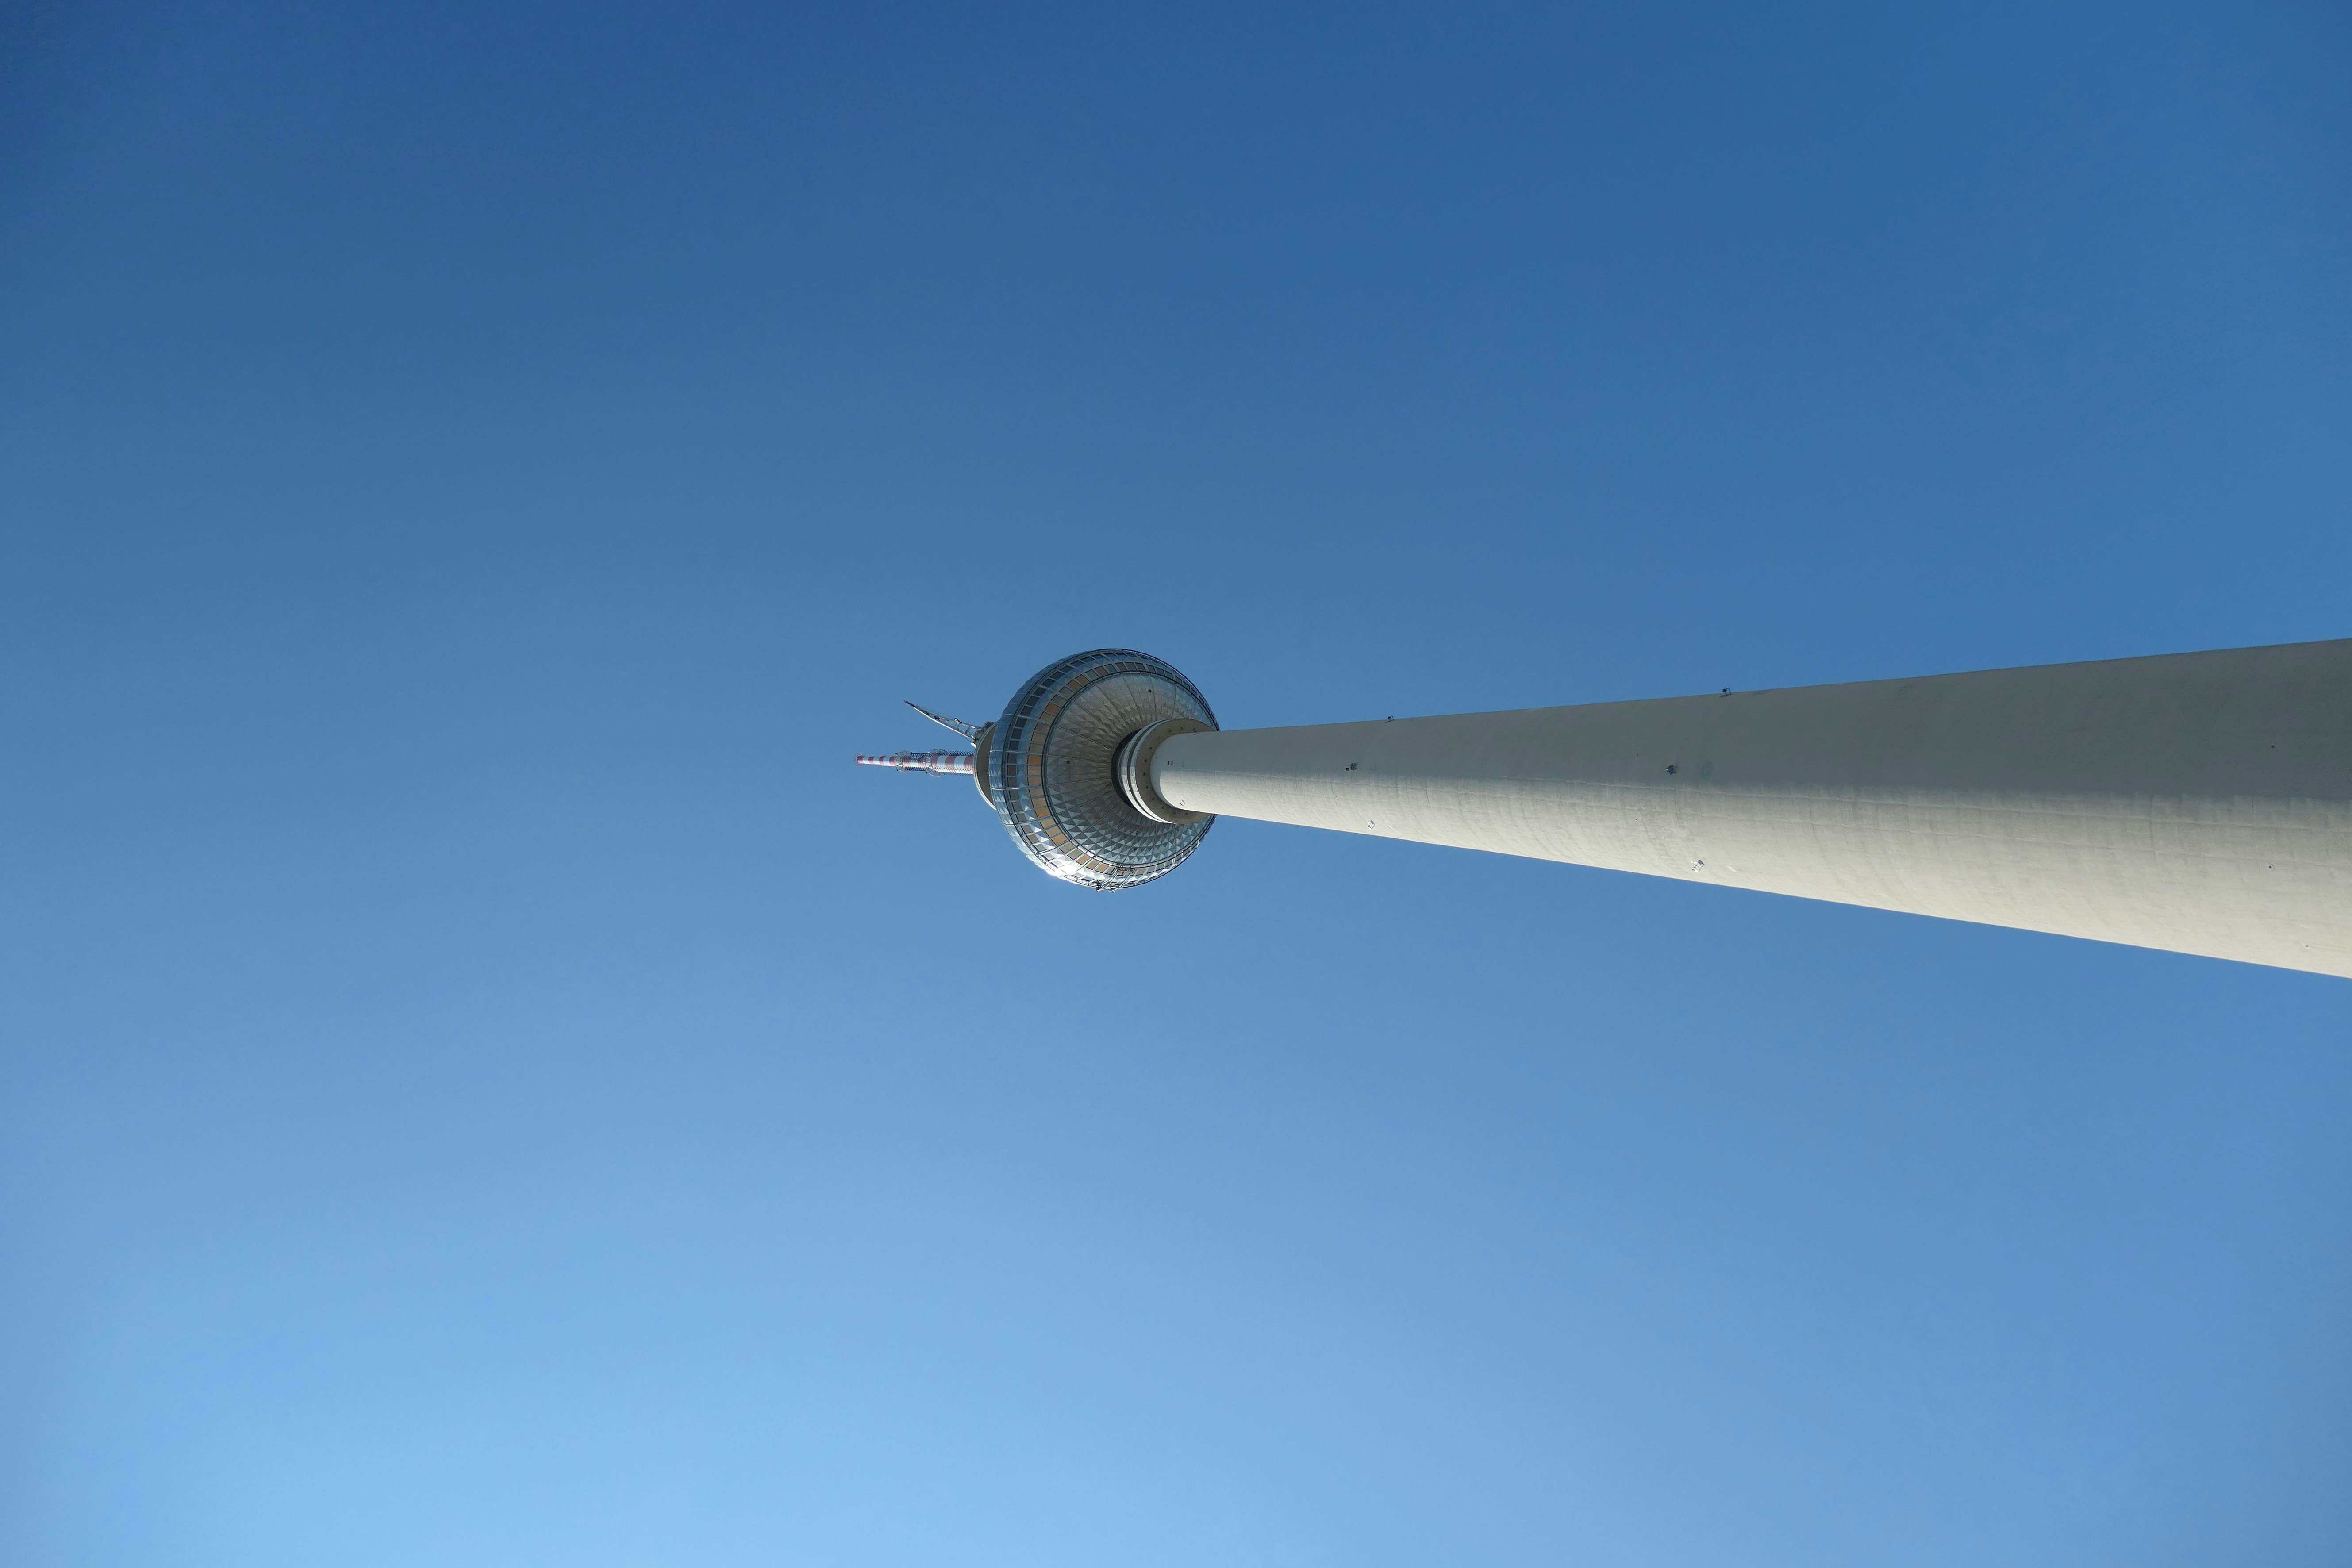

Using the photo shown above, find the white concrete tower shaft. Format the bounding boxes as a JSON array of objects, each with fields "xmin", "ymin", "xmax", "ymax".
[{"xmin": 1147, "ymin": 639, "xmax": 2352, "ymax": 977}]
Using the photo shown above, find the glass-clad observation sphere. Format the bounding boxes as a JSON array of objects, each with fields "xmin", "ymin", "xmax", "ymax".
[{"xmin": 985, "ymin": 649, "xmax": 1217, "ymax": 889}]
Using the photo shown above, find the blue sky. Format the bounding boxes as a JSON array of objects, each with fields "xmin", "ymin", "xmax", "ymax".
[{"xmin": 3, "ymin": 3, "xmax": 2349, "ymax": 1564}]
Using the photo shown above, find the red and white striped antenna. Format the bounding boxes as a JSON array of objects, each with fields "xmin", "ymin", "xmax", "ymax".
[{"xmin": 854, "ymin": 700, "xmax": 982, "ymax": 776}]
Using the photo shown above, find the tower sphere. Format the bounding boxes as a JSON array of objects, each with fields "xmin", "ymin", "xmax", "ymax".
[{"xmin": 982, "ymin": 649, "xmax": 1218, "ymax": 889}]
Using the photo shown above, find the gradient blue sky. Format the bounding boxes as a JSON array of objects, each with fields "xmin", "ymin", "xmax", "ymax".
[{"xmin": 4, "ymin": 3, "xmax": 2351, "ymax": 1564}]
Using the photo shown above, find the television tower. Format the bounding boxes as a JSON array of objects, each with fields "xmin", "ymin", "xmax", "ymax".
[{"xmin": 859, "ymin": 642, "xmax": 2352, "ymax": 977}]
